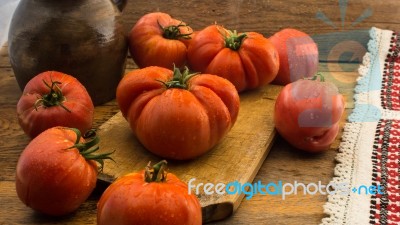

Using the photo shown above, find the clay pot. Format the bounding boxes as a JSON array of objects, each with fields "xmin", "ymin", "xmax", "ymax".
[{"xmin": 8, "ymin": 0, "xmax": 128, "ymax": 105}]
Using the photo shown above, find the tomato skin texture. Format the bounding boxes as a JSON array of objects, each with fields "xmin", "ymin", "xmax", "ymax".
[
  {"xmin": 269, "ymin": 28, "xmax": 319, "ymax": 85},
  {"xmin": 97, "ymin": 171, "xmax": 201, "ymax": 225},
  {"xmin": 187, "ymin": 25, "xmax": 279, "ymax": 92},
  {"xmin": 17, "ymin": 71, "xmax": 94, "ymax": 138},
  {"xmin": 129, "ymin": 12, "xmax": 193, "ymax": 69},
  {"xmin": 274, "ymin": 79, "xmax": 345, "ymax": 152},
  {"xmin": 116, "ymin": 66, "xmax": 239, "ymax": 160},
  {"xmin": 15, "ymin": 127, "xmax": 98, "ymax": 216}
]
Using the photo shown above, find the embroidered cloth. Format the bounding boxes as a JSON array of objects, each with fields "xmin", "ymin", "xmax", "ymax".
[{"xmin": 322, "ymin": 27, "xmax": 400, "ymax": 225}]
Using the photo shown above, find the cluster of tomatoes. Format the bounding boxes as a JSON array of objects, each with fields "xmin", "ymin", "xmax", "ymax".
[
  {"xmin": 127, "ymin": 12, "xmax": 345, "ymax": 153},
  {"xmin": 14, "ymin": 11, "xmax": 345, "ymax": 224},
  {"xmin": 15, "ymin": 70, "xmax": 203, "ymax": 223}
]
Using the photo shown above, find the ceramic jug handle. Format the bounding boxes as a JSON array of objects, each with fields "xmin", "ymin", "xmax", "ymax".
[{"xmin": 111, "ymin": 0, "xmax": 127, "ymax": 12}]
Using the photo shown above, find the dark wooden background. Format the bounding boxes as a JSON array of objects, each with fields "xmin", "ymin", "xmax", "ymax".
[
  {"xmin": 1, "ymin": 0, "xmax": 400, "ymax": 224},
  {"xmin": 121, "ymin": 0, "xmax": 400, "ymax": 64},
  {"xmin": 123, "ymin": 0, "xmax": 399, "ymax": 34}
]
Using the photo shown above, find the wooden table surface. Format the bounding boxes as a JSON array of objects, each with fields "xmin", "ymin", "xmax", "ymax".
[{"xmin": 1, "ymin": 1, "xmax": 400, "ymax": 224}]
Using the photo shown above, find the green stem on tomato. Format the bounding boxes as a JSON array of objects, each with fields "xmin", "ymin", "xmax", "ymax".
[
  {"xmin": 157, "ymin": 66, "xmax": 199, "ymax": 90},
  {"xmin": 223, "ymin": 29, "xmax": 247, "ymax": 51},
  {"xmin": 158, "ymin": 20, "xmax": 192, "ymax": 40},
  {"xmin": 34, "ymin": 78, "xmax": 71, "ymax": 112},
  {"xmin": 308, "ymin": 73, "xmax": 325, "ymax": 82},
  {"xmin": 65, "ymin": 128, "xmax": 114, "ymax": 173},
  {"xmin": 145, "ymin": 160, "xmax": 168, "ymax": 183}
]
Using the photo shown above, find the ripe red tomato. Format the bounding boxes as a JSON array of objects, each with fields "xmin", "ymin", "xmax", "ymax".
[
  {"xmin": 187, "ymin": 24, "xmax": 279, "ymax": 92},
  {"xmin": 17, "ymin": 71, "xmax": 94, "ymax": 138},
  {"xmin": 129, "ymin": 12, "xmax": 193, "ymax": 69},
  {"xmin": 274, "ymin": 76, "xmax": 345, "ymax": 152},
  {"xmin": 15, "ymin": 127, "xmax": 112, "ymax": 216},
  {"xmin": 97, "ymin": 160, "xmax": 202, "ymax": 225},
  {"xmin": 116, "ymin": 66, "xmax": 239, "ymax": 160},
  {"xmin": 269, "ymin": 28, "xmax": 319, "ymax": 85}
]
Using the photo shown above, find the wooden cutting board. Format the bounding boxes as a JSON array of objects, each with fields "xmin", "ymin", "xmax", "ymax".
[{"xmin": 96, "ymin": 84, "xmax": 282, "ymax": 223}]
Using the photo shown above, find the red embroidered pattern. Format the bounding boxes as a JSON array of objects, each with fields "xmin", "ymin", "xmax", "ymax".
[
  {"xmin": 370, "ymin": 120, "xmax": 400, "ymax": 225},
  {"xmin": 382, "ymin": 32, "xmax": 400, "ymax": 110},
  {"xmin": 371, "ymin": 30, "xmax": 400, "ymax": 224}
]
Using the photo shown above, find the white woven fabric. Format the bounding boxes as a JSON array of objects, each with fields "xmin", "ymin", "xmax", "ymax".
[{"xmin": 321, "ymin": 27, "xmax": 400, "ymax": 225}]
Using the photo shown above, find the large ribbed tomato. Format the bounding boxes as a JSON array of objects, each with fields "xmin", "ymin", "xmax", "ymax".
[
  {"xmin": 97, "ymin": 161, "xmax": 202, "ymax": 225},
  {"xmin": 129, "ymin": 12, "xmax": 193, "ymax": 69},
  {"xmin": 116, "ymin": 66, "xmax": 240, "ymax": 160},
  {"xmin": 187, "ymin": 24, "xmax": 279, "ymax": 92},
  {"xmin": 15, "ymin": 127, "xmax": 112, "ymax": 216},
  {"xmin": 274, "ymin": 76, "xmax": 345, "ymax": 152},
  {"xmin": 17, "ymin": 71, "xmax": 94, "ymax": 138}
]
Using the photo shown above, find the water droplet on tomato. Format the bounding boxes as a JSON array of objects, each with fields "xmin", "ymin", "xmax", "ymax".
[{"xmin": 305, "ymin": 136, "xmax": 315, "ymax": 142}]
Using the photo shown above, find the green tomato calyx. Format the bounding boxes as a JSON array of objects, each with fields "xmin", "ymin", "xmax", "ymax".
[
  {"xmin": 158, "ymin": 20, "xmax": 192, "ymax": 40},
  {"xmin": 224, "ymin": 29, "xmax": 247, "ymax": 51},
  {"xmin": 34, "ymin": 79, "xmax": 71, "ymax": 112},
  {"xmin": 158, "ymin": 66, "xmax": 199, "ymax": 90},
  {"xmin": 305, "ymin": 73, "xmax": 325, "ymax": 82},
  {"xmin": 145, "ymin": 160, "xmax": 168, "ymax": 183},
  {"xmin": 65, "ymin": 128, "xmax": 114, "ymax": 173}
]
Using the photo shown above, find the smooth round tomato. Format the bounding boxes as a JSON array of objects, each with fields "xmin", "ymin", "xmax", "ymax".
[
  {"xmin": 17, "ymin": 71, "xmax": 94, "ymax": 138},
  {"xmin": 97, "ymin": 161, "xmax": 202, "ymax": 225},
  {"xmin": 129, "ymin": 12, "xmax": 193, "ymax": 69},
  {"xmin": 274, "ymin": 76, "xmax": 345, "ymax": 152},
  {"xmin": 116, "ymin": 66, "xmax": 239, "ymax": 160},
  {"xmin": 187, "ymin": 24, "xmax": 279, "ymax": 92},
  {"xmin": 15, "ymin": 127, "xmax": 112, "ymax": 216},
  {"xmin": 269, "ymin": 28, "xmax": 319, "ymax": 85}
]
